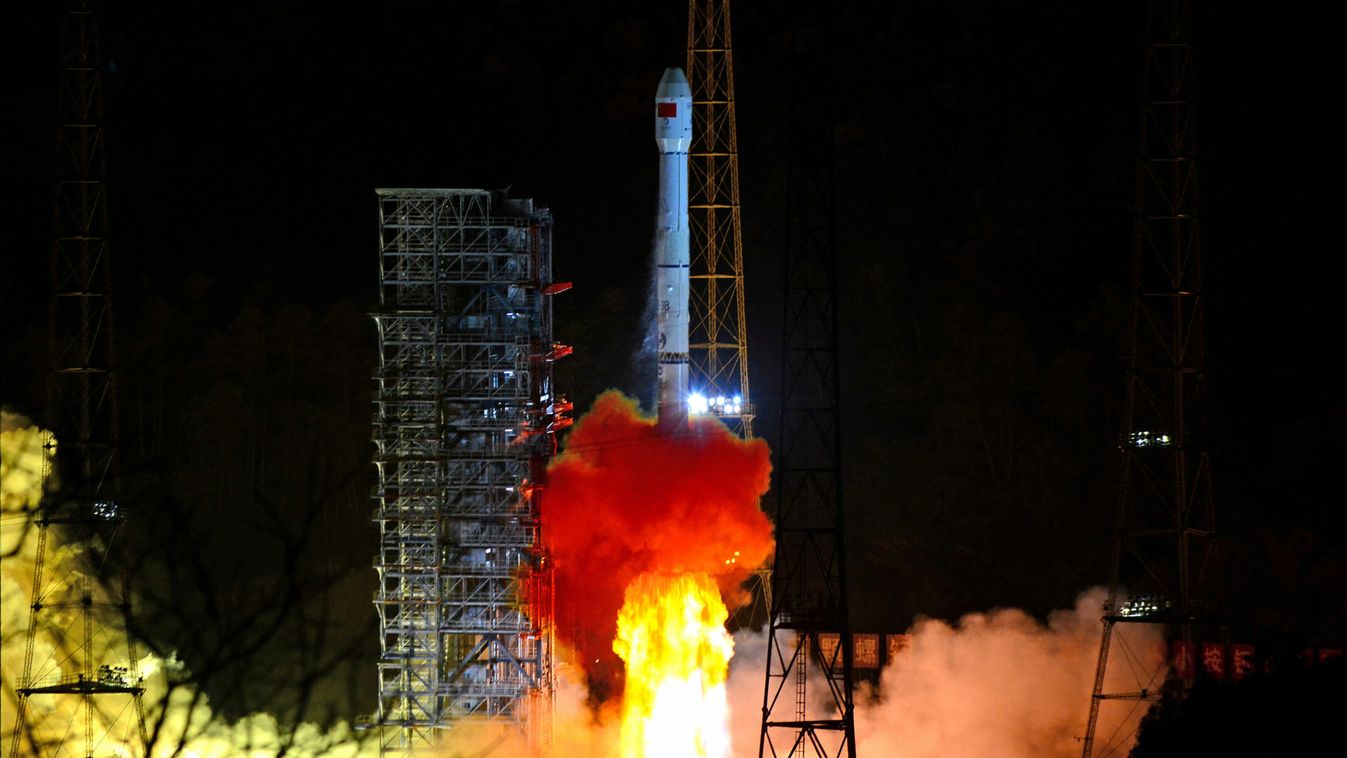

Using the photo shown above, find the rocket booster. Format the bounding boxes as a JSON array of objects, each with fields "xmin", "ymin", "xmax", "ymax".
[{"xmin": 655, "ymin": 67, "xmax": 692, "ymax": 425}]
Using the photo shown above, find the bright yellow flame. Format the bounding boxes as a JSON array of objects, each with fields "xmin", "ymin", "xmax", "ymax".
[{"xmin": 613, "ymin": 572, "xmax": 733, "ymax": 758}]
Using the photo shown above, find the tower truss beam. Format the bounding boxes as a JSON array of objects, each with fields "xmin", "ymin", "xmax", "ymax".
[
  {"xmin": 1081, "ymin": 2, "xmax": 1220, "ymax": 755},
  {"xmin": 687, "ymin": 0, "xmax": 753, "ymax": 438},
  {"xmin": 758, "ymin": 5, "xmax": 858, "ymax": 757},
  {"xmin": 370, "ymin": 189, "xmax": 558, "ymax": 755},
  {"xmin": 10, "ymin": 2, "xmax": 148, "ymax": 755}
]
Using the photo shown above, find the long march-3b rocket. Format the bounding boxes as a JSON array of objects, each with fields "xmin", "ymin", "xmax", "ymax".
[{"xmin": 654, "ymin": 67, "xmax": 692, "ymax": 427}]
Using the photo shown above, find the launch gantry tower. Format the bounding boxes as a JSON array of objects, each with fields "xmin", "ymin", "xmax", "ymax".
[
  {"xmin": 686, "ymin": 0, "xmax": 753, "ymax": 438},
  {"xmin": 370, "ymin": 189, "xmax": 566, "ymax": 754},
  {"xmin": 9, "ymin": 2, "xmax": 148, "ymax": 756},
  {"xmin": 759, "ymin": 6, "xmax": 859, "ymax": 758},
  {"xmin": 1081, "ymin": 1, "xmax": 1221, "ymax": 755}
]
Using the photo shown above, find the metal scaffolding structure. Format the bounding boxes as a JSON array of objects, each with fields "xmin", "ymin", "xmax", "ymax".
[
  {"xmin": 759, "ymin": 5, "xmax": 858, "ymax": 757},
  {"xmin": 9, "ymin": 2, "xmax": 148, "ymax": 756},
  {"xmin": 1081, "ymin": 2, "xmax": 1220, "ymax": 755},
  {"xmin": 371, "ymin": 189, "xmax": 565, "ymax": 754},
  {"xmin": 687, "ymin": 0, "xmax": 753, "ymax": 438}
]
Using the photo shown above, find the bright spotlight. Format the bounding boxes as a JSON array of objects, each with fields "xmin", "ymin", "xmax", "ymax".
[{"xmin": 688, "ymin": 392, "xmax": 709, "ymax": 415}]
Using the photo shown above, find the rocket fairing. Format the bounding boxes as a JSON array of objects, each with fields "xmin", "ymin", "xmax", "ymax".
[{"xmin": 654, "ymin": 67, "xmax": 692, "ymax": 426}]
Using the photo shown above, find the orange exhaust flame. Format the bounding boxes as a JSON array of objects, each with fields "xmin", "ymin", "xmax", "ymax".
[
  {"xmin": 614, "ymin": 572, "xmax": 733, "ymax": 758},
  {"xmin": 543, "ymin": 390, "xmax": 773, "ymax": 697}
]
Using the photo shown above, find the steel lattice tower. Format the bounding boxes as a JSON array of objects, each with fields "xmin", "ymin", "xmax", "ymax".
[
  {"xmin": 686, "ymin": 0, "xmax": 753, "ymax": 438},
  {"xmin": 9, "ymin": 2, "xmax": 148, "ymax": 756},
  {"xmin": 759, "ymin": 8, "xmax": 858, "ymax": 758},
  {"xmin": 1081, "ymin": 2, "xmax": 1218, "ymax": 755},
  {"xmin": 370, "ymin": 190, "xmax": 564, "ymax": 754}
]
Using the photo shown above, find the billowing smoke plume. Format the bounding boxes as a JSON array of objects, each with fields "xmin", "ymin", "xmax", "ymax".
[
  {"xmin": 725, "ymin": 588, "xmax": 1164, "ymax": 757},
  {"xmin": 543, "ymin": 391, "xmax": 774, "ymax": 697}
]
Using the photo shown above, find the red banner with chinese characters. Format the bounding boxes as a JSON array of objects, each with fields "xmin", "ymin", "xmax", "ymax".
[
  {"xmin": 812, "ymin": 633, "xmax": 884, "ymax": 669},
  {"xmin": 1174, "ymin": 641, "xmax": 1264, "ymax": 681},
  {"xmin": 1172, "ymin": 640, "xmax": 1196, "ymax": 680},
  {"xmin": 1201, "ymin": 641, "xmax": 1226, "ymax": 679},
  {"xmin": 886, "ymin": 634, "xmax": 911, "ymax": 664},
  {"xmin": 853, "ymin": 634, "xmax": 880, "ymax": 668},
  {"xmin": 816, "ymin": 633, "xmax": 840, "ymax": 668},
  {"xmin": 1231, "ymin": 644, "xmax": 1255, "ymax": 680}
]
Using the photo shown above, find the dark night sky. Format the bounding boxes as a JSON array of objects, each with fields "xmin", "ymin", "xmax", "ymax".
[{"xmin": 3, "ymin": 0, "xmax": 1345, "ymax": 720}]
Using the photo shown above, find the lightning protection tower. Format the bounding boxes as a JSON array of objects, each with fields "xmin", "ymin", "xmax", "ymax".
[
  {"xmin": 1081, "ymin": 2, "xmax": 1220, "ymax": 755},
  {"xmin": 759, "ymin": 6, "xmax": 858, "ymax": 757},
  {"xmin": 686, "ymin": 0, "xmax": 754, "ymax": 438},
  {"xmin": 370, "ymin": 189, "xmax": 567, "ymax": 754},
  {"xmin": 9, "ymin": 2, "xmax": 148, "ymax": 756}
]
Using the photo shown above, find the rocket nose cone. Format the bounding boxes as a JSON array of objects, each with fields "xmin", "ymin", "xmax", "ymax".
[{"xmin": 657, "ymin": 67, "xmax": 691, "ymax": 100}]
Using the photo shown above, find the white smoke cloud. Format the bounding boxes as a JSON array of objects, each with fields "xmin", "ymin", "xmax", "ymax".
[{"xmin": 724, "ymin": 588, "xmax": 1163, "ymax": 758}]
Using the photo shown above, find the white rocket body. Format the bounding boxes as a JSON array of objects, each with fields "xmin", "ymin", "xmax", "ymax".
[{"xmin": 655, "ymin": 67, "xmax": 692, "ymax": 425}]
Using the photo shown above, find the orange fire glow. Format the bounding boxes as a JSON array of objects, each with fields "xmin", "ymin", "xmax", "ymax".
[
  {"xmin": 543, "ymin": 390, "xmax": 773, "ymax": 696},
  {"xmin": 613, "ymin": 572, "xmax": 733, "ymax": 758}
]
